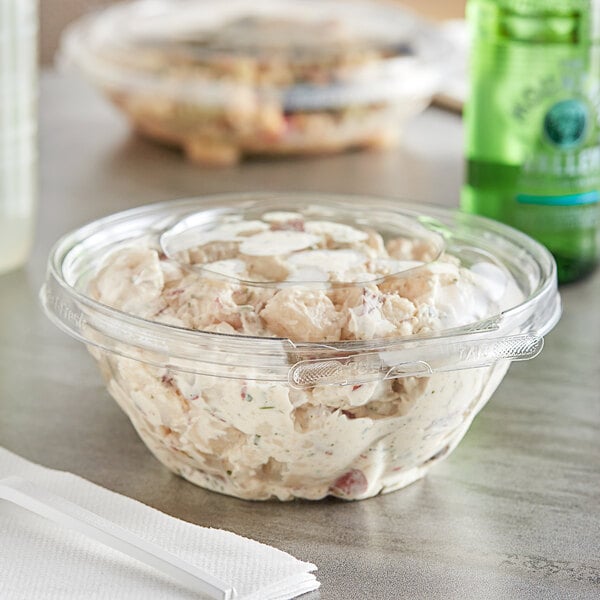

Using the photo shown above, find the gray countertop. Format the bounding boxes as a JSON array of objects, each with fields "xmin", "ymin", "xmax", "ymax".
[{"xmin": 1, "ymin": 72, "xmax": 599, "ymax": 599}]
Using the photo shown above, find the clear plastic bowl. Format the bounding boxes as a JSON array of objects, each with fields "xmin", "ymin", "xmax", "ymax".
[
  {"xmin": 59, "ymin": 0, "xmax": 447, "ymax": 166},
  {"xmin": 41, "ymin": 193, "xmax": 561, "ymax": 500}
]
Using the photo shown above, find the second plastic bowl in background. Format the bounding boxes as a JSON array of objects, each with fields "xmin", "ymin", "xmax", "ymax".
[{"xmin": 60, "ymin": 0, "xmax": 447, "ymax": 166}]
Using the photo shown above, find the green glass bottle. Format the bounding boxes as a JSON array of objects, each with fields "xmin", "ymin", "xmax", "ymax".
[{"xmin": 462, "ymin": 0, "xmax": 600, "ymax": 283}]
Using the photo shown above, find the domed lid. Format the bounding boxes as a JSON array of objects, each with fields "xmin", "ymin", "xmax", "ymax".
[
  {"xmin": 41, "ymin": 194, "xmax": 561, "ymax": 386},
  {"xmin": 60, "ymin": 0, "xmax": 448, "ymax": 110}
]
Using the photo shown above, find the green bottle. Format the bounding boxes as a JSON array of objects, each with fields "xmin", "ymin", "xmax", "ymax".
[{"xmin": 462, "ymin": 0, "xmax": 600, "ymax": 283}]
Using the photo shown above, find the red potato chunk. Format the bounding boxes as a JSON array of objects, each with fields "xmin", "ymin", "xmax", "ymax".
[{"xmin": 330, "ymin": 469, "xmax": 368, "ymax": 497}]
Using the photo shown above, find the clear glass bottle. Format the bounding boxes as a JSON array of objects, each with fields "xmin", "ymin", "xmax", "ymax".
[
  {"xmin": 0, "ymin": 0, "xmax": 37, "ymax": 275},
  {"xmin": 462, "ymin": 0, "xmax": 600, "ymax": 283}
]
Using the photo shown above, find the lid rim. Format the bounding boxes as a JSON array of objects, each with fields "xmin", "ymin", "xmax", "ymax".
[{"xmin": 41, "ymin": 193, "xmax": 560, "ymax": 379}]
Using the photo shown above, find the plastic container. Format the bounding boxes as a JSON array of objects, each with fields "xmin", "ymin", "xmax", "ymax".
[
  {"xmin": 59, "ymin": 0, "xmax": 446, "ymax": 166},
  {"xmin": 41, "ymin": 193, "xmax": 561, "ymax": 501}
]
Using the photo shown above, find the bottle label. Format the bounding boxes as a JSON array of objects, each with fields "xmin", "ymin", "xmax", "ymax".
[{"xmin": 517, "ymin": 75, "xmax": 600, "ymax": 195}]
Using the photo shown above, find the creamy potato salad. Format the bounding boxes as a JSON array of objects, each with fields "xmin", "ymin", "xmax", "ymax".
[{"xmin": 87, "ymin": 211, "xmax": 520, "ymax": 500}]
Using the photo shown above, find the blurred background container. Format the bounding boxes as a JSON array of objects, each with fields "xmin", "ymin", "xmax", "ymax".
[{"xmin": 59, "ymin": 0, "xmax": 453, "ymax": 166}]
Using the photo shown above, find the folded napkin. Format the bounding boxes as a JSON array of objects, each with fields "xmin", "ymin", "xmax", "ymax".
[{"xmin": 0, "ymin": 448, "xmax": 319, "ymax": 600}]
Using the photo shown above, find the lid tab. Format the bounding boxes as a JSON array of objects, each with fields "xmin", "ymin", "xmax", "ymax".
[{"xmin": 288, "ymin": 333, "xmax": 544, "ymax": 388}]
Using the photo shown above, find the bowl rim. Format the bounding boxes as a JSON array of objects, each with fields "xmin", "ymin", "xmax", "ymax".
[{"xmin": 40, "ymin": 192, "xmax": 561, "ymax": 383}]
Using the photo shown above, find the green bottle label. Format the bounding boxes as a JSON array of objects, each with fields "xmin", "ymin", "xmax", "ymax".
[{"xmin": 518, "ymin": 92, "xmax": 600, "ymax": 207}]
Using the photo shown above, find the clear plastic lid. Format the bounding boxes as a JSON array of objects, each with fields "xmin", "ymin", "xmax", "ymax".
[
  {"xmin": 60, "ymin": 0, "xmax": 447, "ymax": 110},
  {"xmin": 41, "ymin": 193, "xmax": 561, "ymax": 388}
]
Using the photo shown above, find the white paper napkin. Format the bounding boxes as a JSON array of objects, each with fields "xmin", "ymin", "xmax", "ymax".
[{"xmin": 0, "ymin": 448, "xmax": 319, "ymax": 600}]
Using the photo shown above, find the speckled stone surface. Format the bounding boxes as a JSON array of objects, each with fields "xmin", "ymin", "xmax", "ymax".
[{"xmin": 0, "ymin": 73, "xmax": 598, "ymax": 599}]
